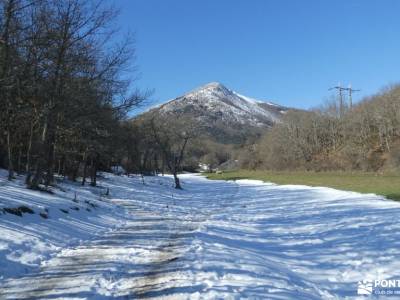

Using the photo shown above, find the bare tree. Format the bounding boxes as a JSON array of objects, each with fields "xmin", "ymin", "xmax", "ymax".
[
  {"xmin": 0, "ymin": 0, "xmax": 147, "ymax": 188},
  {"xmin": 149, "ymin": 114, "xmax": 196, "ymax": 189}
]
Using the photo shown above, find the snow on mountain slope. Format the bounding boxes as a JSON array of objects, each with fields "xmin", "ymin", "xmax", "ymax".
[{"xmin": 149, "ymin": 82, "xmax": 288, "ymax": 127}]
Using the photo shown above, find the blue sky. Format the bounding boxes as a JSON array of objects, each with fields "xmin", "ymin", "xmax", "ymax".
[{"xmin": 116, "ymin": 0, "xmax": 400, "ymax": 110}]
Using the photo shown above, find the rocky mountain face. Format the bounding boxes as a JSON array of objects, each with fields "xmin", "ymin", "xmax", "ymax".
[{"xmin": 138, "ymin": 82, "xmax": 289, "ymax": 144}]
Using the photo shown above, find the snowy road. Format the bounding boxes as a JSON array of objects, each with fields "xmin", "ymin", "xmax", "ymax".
[{"xmin": 1, "ymin": 174, "xmax": 400, "ymax": 299}]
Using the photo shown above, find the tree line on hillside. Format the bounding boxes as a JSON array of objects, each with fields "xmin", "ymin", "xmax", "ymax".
[
  {"xmin": 121, "ymin": 85, "xmax": 400, "ymax": 178},
  {"xmin": 0, "ymin": 0, "xmax": 201, "ymax": 190},
  {"xmin": 242, "ymin": 86, "xmax": 400, "ymax": 172}
]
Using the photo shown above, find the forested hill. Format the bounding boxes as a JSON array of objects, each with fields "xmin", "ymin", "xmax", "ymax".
[{"xmin": 251, "ymin": 85, "xmax": 400, "ymax": 172}]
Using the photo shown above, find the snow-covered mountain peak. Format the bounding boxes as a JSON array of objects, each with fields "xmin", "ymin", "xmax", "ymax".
[
  {"xmin": 158, "ymin": 82, "xmax": 288, "ymax": 125},
  {"xmin": 185, "ymin": 82, "xmax": 276, "ymax": 107},
  {"xmin": 201, "ymin": 81, "xmax": 225, "ymax": 89},
  {"xmin": 187, "ymin": 82, "xmax": 233, "ymax": 99},
  {"xmin": 139, "ymin": 82, "xmax": 290, "ymax": 142}
]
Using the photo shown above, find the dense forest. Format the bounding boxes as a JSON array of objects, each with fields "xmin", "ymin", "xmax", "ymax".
[
  {"xmin": 0, "ymin": 0, "xmax": 151, "ymax": 188},
  {"xmin": 0, "ymin": 0, "xmax": 199, "ymax": 190}
]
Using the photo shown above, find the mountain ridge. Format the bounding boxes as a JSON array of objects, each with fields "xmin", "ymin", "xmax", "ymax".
[{"xmin": 136, "ymin": 82, "xmax": 290, "ymax": 143}]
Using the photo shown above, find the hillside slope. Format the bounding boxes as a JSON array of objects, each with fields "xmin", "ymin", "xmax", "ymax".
[{"xmin": 139, "ymin": 82, "xmax": 289, "ymax": 144}]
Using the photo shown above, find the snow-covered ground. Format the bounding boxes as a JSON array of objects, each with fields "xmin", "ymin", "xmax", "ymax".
[{"xmin": 1, "ymin": 172, "xmax": 400, "ymax": 299}]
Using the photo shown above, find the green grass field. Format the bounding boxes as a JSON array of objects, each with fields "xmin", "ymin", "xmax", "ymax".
[{"xmin": 206, "ymin": 170, "xmax": 400, "ymax": 201}]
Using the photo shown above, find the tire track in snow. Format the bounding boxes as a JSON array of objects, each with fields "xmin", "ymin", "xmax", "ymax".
[
  {"xmin": 131, "ymin": 175, "xmax": 242, "ymax": 298},
  {"xmin": 0, "ymin": 175, "xmax": 241, "ymax": 299}
]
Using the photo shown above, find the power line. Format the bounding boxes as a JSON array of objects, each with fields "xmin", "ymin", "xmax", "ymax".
[
  {"xmin": 329, "ymin": 83, "xmax": 347, "ymax": 117},
  {"xmin": 345, "ymin": 84, "xmax": 361, "ymax": 109},
  {"xmin": 329, "ymin": 83, "xmax": 361, "ymax": 116}
]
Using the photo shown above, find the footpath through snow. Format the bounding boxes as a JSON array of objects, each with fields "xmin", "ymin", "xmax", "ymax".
[{"xmin": 1, "ymin": 172, "xmax": 400, "ymax": 299}]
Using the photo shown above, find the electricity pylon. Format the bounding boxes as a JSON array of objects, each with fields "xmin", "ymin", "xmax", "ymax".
[
  {"xmin": 346, "ymin": 84, "xmax": 360, "ymax": 109},
  {"xmin": 329, "ymin": 83, "xmax": 360, "ymax": 116},
  {"xmin": 329, "ymin": 83, "xmax": 347, "ymax": 117}
]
